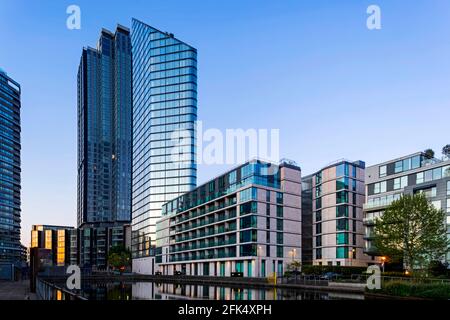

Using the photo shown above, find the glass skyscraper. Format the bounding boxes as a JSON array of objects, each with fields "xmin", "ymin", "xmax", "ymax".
[
  {"xmin": 131, "ymin": 19, "xmax": 197, "ymax": 262},
  {"xmin": 0, "ymin": 69, "xmax": 21, "ymax": 266},
  {"xmin": 77, "ymin": 25, "xmax": 132, "ymax": 227}
]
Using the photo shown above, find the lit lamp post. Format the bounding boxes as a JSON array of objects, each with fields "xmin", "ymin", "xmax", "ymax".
[{"xmin": 381, "ymin": 256, "xmax": 386, "ymax": 273}]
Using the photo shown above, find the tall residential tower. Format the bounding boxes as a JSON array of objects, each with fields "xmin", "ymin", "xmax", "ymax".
[
  {"xmin": 0, "ymin": 69, "xmax": 21, "ymax": 277},
  {"xmin": 131, "ymin": 19, "xmax": 197, "ymax": 272},
  {"xmin": 77, "ymin": 25, "xmax": 132, "ymax": 267}
]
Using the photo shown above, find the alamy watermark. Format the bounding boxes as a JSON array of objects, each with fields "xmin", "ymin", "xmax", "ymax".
[
  {"xmin": 66, "ymin": 5, "xmax": 81, "ymax": 30},
  {"xmin": 367, "ymin": 4, "xmax": 382, "ymax": 30}
]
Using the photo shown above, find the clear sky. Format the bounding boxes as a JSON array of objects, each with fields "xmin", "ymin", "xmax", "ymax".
[{"xmin": 1, "ymin": 0, "xmax": 449, "ymax": 246}]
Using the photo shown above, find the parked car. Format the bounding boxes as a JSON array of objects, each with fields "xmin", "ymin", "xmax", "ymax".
[
  {"xmin": 320, "ymin": 272, "xmax": 342, "ymax": 280},
  {"xmin": 174, "ymin": 271, "xmax": 183, "ymax": 275},
  {"xmin": 155, "ymin": 271, "xmax": 162, "ymax": 275},
  {"xmin": 231, "ymin": 272, "xmax": 244, "ymax": 277}
]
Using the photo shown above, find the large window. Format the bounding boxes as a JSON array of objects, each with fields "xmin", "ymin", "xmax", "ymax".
[
  {"xmin": 336, "ymin": 218, "xmax": 349, "ymax": 231},
  {"xmin": 336, "ymin": 163, "xmax": 349, "ymax": 177},
  {"xmin": 316, "ymin": 223, "xmax": 322, "ymax": 234},
  {"xmin": 393, "ymin": 176, "xmax": 408, "ymax": 190},
  {"xmin": 447, "ymin": 199, "xmax": 450, "ymax": 213},
  {"xmin": 374, "ymin": 181, "xmax": 386, "ymax": 194},
  {"xmin": 276, "ymin": 192, "xmax": 283, "ymax": 204},
  {"xmin": 240, "ymin": 201, "xmax": 257, "ymax": 215},
  {"xmin": 240, "ymin": 244, "xmax": 256, "ymax": 256},
  {"xmin": 315, "ymin": 210, "xmax": 322, "ymax": 222},
  {"xmin": 336, "ymin": 191, "xmax": 349, "ymax": 204},
  {"xmin": 379, "ymin": 165, "xmax": 387, "ymax": 178},
  {"xmin": 239, "ymin": 188, "xmax": 257, "ymax": 202},
  {"xmin": 336, "ymin": 205, "xmax": 349, "ymax": 217},
  {"xmin": 240, "ymin": 230, "xmax": 257, "ymax": 243},
  {"xmin": 336, "ymin": 247, "xmax": 349, "ymax": 259},
  {"xmin": 240, "ymin": 215, "xmax": 257, "ymax": 229},
  {"xmin": 336, "ymin": 177, "xmax": 349, "ymax": 191},
  {"xmin": 447, "ymin": 181, "xmax": 450, "ymax": 196},
  {"xmin": 395, "ymin": 161, "xmax": 403, "ymax": 173},
  {"xmin": 411, "ymin": 155, "xmax": 421, "ymax": 169},
  {"xmin": 336, "ymin": 233, "xmax": 349, "ymax": 245}
]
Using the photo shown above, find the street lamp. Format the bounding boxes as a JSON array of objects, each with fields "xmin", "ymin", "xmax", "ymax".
[{"xmin": 381, "ymin": 256, "xmax": 386, "ymax": 273}]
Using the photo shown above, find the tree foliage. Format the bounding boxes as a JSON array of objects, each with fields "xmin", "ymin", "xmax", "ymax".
[
  {"xmin": 373, "ymin": 193, "xmax": 448, "ymax": 273},
  {"xmin": 442, "ymin": 144, "xmax": 450, "ymax": 158},
  {"xmin": 107, "ymin": 245, "xmax": 131, "ymax": 271},
  {"xmin": 424, "ymin": 148, "xmax": 435, "ymax": 159}
]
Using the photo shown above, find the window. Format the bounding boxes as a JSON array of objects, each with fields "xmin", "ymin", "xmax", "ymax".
[
  {"xmin": 336, "ymin": 219, "xmax": 349, "ymax": 231},
  {"xmin": 433, "ymin": 168, "xmax": 442, "ymax": 180},
  {"xmin": 425, "ymin": 170, "xmax": 433, "ymax": 182},
  {"xmin": 416, "ymin": 172, "xmax": 424, "ymax": 184},
  {"xmin": 395, "ymin": 161, "xmax": 403, "ymax": 173},
  {"xmin": 393, "ymin": 176, "xmax": 408, "ymax": 190},
  {"xmin": 229, "ymin": 170, "xmax": 236, "ymax": 184},
  {"xmin": 240, "ymin": 230, "xmax": 257, "ymax": 243},
  {"xmin": 276, "ymin": 219, "xmax": 283, "ymax": 231},
  {"xmin": 276, "ymin": 192, "xmax": 283, "ymax": 204},
  {"xmin": 411, "ymin": 155, "xmax": 421, "ymax": 169},
  {"xmin": 336, "ymin": 205, "xmax": 349, "ymax": 217},
  {"xmin": 336, "ymin": 177, "xmax": 349, "ymax": 191},
  {"xmin": 336, "ymin": 163, "xmax": 349, "ymax": 177},
  {"xmin": 240, "ymin": 202, "xmax": 257, "ymax": 215},
  {"xmin": 276, "ymin": 206, "xmax": 283, "ymax": 217},
  {"xmin": 374, "ymin": 181, "xmax": 386, "ymax": 194},
  {"xmin": 336, "ymin": 233, "xmax": 349, "ymax": 245},
  {"xmin": 266, "ymin": 245, "xmax": 270, "ymax": 257},
  {"xmin": 316, "ymin": 235, "xmax": 322, "ymax": 247},
  {"xmin": 239, "ymin": 188, "xmax": 257, "ymax": 202},
  {"xmin": 266, "ymin": 217, "xmax": 270, "ymax": 229},
  {"xmin": 379, "ymin": 165, "xmax": 387, "ymax": 178},
  {"xmin": 277, "ymin": 246, "xmax": 283, "ymax": 258},
  {"xmin": 336, "ymin": 191, "xmax": 349, "ymax": 204},
  {"xmin": 316, "ymin": 223, "xmax": 322, "ymax": 234},
  {"xmin": 240, "ymin": 244, "xmax": 256, "ymax": 256},
  {"xmin": 316, "ymin": 198, "xmax": 322, "ymax": 210},
  {"xmin": 266, "ymin": 203, "xmax": 270, "ymax": 216},
  {"xmin": 447, "ymin": 199, "xmax": 450, "ymax": 213},
  {"xmin": 444, "ymin": 166, "xmax": 450, "ymax": 178},
  {"xmin": 315, "ymin": 186, "xmax": 322, "ymax": 197},
  {"xmin": 316, "ymin": 172, "xmax": 322, "ymax": 184},
  {"xmin": 240, "ymin": 215, "xmax": 257, "ymax": 229},
  {"xmin": 447, "ymin": 181, "xmax": 450, "ymax": 196},
  {"xmin": 315, "ymin": 210, "xmax": 322, "ymax": 222},
  {"xmin": 403, "ymin": 158, "xmax": 411, "ymax": 171},
  {"xmin": 316, "ymin": 248, "xmax": 322, "ymax": 259},
  {"xmin": 336, "ymin": 247, "xmax": 349, "ymax": 259},
  {"xmin": 266, "ymin": 190, "xmax": 271, "ymax": 202},
  {"xmin": 432, "ymin": 200, "xmax": 441, "ymax": 210},
  {"xmin": 276, "ymin": 232, "xmax": 283, "ymax": 244}
]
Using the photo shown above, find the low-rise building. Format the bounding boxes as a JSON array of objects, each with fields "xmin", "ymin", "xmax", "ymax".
[
  {"xmin": 155, "ymin": 159, "xmax": 302, "ymax": 277},
  {"xmin": 364, "ymin": 152, "xmax": 450, "ymax": 264}
]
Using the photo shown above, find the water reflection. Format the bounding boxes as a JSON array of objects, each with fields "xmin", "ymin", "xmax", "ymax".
[{"xmin": 72, "ymin": 282, "xmax": 364, "ymax": 301}]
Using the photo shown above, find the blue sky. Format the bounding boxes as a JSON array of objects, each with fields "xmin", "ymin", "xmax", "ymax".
[{"xmin": 1, "ymin": 0, "xmax": 450, "ymax": 246}]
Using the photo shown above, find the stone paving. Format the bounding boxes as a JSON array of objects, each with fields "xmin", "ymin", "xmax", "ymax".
[{"xmin": 0, "ymin": 280, "xmax": 37, "ymax": 300}]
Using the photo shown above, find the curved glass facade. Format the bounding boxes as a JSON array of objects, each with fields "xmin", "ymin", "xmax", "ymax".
[{"xmin": 131, "ymin": 19, "xmax": 197, "ymax": 258}]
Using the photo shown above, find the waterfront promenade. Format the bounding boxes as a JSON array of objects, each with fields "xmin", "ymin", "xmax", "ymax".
[{"xmin": 0, "ymin": 281, "xmax": 36, "ymax": 300}]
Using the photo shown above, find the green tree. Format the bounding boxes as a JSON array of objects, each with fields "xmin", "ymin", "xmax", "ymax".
[
  {"xmin": 373, "ymin": 194, "xmax": 448, "ymax": 273},
  {"xmin": 107, "ymin": 246, "xmax": 131, "ymax": 273},
  {"xmin": 287, "ymin": 260, "xmax": 301, "ymax": 273},
  {"xmin": 424, "ymin": 148, "xmax": 435, "ymax": 159},
  {"xmin": 442, "ymin": 144, "xmax": 450, "ymax": 158}
]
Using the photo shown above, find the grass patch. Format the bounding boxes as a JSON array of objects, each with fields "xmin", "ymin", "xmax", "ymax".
[{"xmin": 372, "ymin": 280, "xmax": 450, "ymax": 300}]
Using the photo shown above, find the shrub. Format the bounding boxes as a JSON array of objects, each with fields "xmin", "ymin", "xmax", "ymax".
[{"xmin": 375, "ymin": 280, "xmax": 450, "ymax": 300}]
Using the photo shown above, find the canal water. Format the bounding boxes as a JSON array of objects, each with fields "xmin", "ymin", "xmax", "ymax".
[{"xmin": 40, "ymin": 281, "xmax": 365, "ymax": 300}]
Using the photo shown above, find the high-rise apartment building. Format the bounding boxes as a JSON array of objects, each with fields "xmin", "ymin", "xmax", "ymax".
[
  {"xmin": 0, "ymin": 69, "xmax": 21, "ymax": 271},
  {"xmin": 77, "ymin": 25, "xmax": 132, "ymax": 269},
  {"xmin": 77, "ymin": 25, "xmax": 132, "ymax": 227},
  {"xmin": 302, "ymin": 160, "xmax": 368, "ymax": 267},
  {"xmin": 131, "ymin": 19, "xmax": 197, "ymax": 272},
  {"xmin": 364, "ymin": 152, "xmax": 450, "ymax": 264},
  {"xmin": 155, "ymin": 160, "xmax": 302, "ymax": 277}
]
